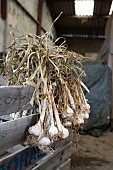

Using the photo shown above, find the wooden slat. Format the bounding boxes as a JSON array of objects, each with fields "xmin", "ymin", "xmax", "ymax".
[
  {"xmin": 0, "ymin": 138, "xmax": 72, "ymax": 170},
  {"xmin": 0, "ymin": 146, "xmax": 46, "ymax": 170},
  {"xmin": 37, "ymin": 0, "xmax": 43, "ymax": 35},
  {"xmin": 32, "ymin": 142, "xmax": 72, "ymax": 170},
  {"xmin": 56, "ymin": 158, "xmax": 71, "ymax": 170},
  {"xmin": 0, "ymin": 114, "xmax": 38, "ymax": 152},
  {"xmin": 52, "ymin": 131, "xmax": 73, "ymax": 150},
  {"xmin": 0, "ymin": 86, "xmax": 34, "ymax": 116},
  {"xmin": 0, "ymin": 76, "xmax": 8, "ymax": 86}
]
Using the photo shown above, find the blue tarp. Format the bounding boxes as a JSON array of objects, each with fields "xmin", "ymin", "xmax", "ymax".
[{"xmin": 80, "ymin": 61, "xmax": 111, "ymax": 136}]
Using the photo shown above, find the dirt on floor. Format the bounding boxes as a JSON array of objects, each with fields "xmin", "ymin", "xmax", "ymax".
[{"xmin": 71, "ymin": 130, "xmax": 113, "ymax": 170}]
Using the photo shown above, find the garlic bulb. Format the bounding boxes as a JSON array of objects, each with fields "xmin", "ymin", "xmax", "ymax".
[
  {"xmin": 49, "ymin": 125, "xmax": 58, "ymax": 137},
  {"xmin": 86, "ymin": 103, "xmax": 90, "ymax": 110},
  {"xmin": 61, "ymin": 125, "xmax": 69, "ymax": 138},
  {"xmin": 81, "ymin": 113, "xmax": 89, "ymax": 119},
  {"xmin": 22, "ymin": 110, "xmax": 28, "ymax": 117},
  {"xmin": 84, "ymin": 113, "xmax": 89, "ymax": 119},
  {"xmin": 62, "ymin": 112, "xmax": 73, "ymax": 118},
  {"xmin": 73, "ymin": 116, "xmax": 84, "ymax": 126},
  {"xmin": 14, "ymin": 112, "xmax": 21, "ymax": 120},
  {"xmin": 10, "ymin": 113, "xmax": 16, "ymax": 119},
  {"xmin": 10, "ymin": 112, "xmax": 21, "ymax": 120},
  {"xmin": 38, "ymin": 137, "xmax": 51, "ymax": 146},
  {"xmin": 28, "ymin": 97, "xmax": 47, "ymax": 137},
  {"xmin": 63, "ymin": 121, "xmax": 72, "ymax": 127},
  {"xmin": 67, "ymin": 105, "xmax": 74, "ymax": 114},
  {"xmin": 62, "ymin": 105, "xmax": 74, "ymax": 118},
  {"xmin": 28, "ymin": 123, "xmax": 41, "ymax": 136}
]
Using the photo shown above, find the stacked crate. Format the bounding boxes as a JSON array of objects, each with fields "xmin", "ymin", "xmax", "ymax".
[{"xmin": 0, "ymin": 86, "xmax": 72, "ymax": 170}]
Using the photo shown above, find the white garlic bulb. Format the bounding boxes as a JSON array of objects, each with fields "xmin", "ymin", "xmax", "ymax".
[
  {"xmin": 38, "ymin": 137, "xmax": 51, "ymax": 146},
  {"xmin": 49, "ymin": 125, "xmax": 58, "ymax": 137}
]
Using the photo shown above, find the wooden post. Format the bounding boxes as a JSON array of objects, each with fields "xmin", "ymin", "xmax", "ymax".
[
  {"xmin": 1, "ymin": 0, "xmax": 7, "ymax": 20},
  {"xmin": 1, "ymin": 0, "xmax": 7, "ymax": 53},
  {"xmin": 108, "ymin": 19, "xmax": 113, "ymax": 129},
  {"xmin": 37, "ymin": 0, "xmax": 43, "ymax": 35}
]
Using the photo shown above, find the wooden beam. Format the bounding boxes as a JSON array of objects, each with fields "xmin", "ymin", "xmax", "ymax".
[
  {"xmin": 15, "ymin": 0, "xmax": 46, "ymax": 33},
  {"xmin": 37, "ymin": 0, "xmax": 43, "ymax": 35},
  {"xmin": 0, "ymin": 114, "xmax": 38, "ymax": 152},
  {"xmin": 108, "ymin": 19, "xmax": 113, "ymax": 130},
  {"xmin": 1, "ymin": 0, "xmax": 7, "ymax": 20},
  {"xmin": 62, "ymin": 14, "xmax": 110, "ymax": 19}
]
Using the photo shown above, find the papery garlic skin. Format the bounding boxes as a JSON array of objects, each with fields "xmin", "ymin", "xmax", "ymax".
[
  {"xmin": 10, "ymin": 112, "xmax": 21, "ymax": 120},
  {"xmin": 86, "ymin": 103, "xmax": 90, "ymax": 110},
  {"xmin": 49, "ymin": 125, "xmax": 58, "ymax": 137},
  {"xmin": 63, "ymin": 121, "xmax": 72, "ymax": 127},
  {"xmin": 10, "ymin": 113, "xmax": 16, "ymax": 119},
  {"xmin": 73, "ymin": 116, "xmax": 84, "ymax": 126},
  {"xmin": 28, "ymin": 97, "xmax": 47, "ymax": 137},
  {"xmin": 62, "ymin": 105, "xmax": 74, "ymax": 118},
  {"xmin": 80, "ymin": 113, "xmax": 89, "ymax": 119},
  {"xmin": 22, "ymin": 110, "xmax": 28, "ymax": 117},
  {"xmin": 67, "ymin": 105, "xmax": 74, "ymax": 114},
  {"xmin": 14, "ymin": 112, "xmax": 21, "ymax": 120},
  {"xmin": 61, "ymin": 125, "xmax": 69, "ymax": 139},
  {"xmin": 28, "ymin": 123, "xmax": 41, "ymax": 136},
  {"xmin": 62, "ymin": 112, "xmax": 73, "ymax": 118},
  {"xmin": 38, "ymin": 137, "xmax": 51, "ymax": 146}
]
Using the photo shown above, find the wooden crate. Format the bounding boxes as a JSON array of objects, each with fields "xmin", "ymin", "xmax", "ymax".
[{"xmin": 0, "ymin": 86, "xmax": 72, "ymax": 170}]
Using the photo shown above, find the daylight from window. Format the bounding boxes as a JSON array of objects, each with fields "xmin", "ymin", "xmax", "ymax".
[
  {"xmin": 109, "ymin": 1, "xmax": 113, "ymax": 15},
  {"xmin": 74, "ymin": 0, "xmax": 94, "ymax": 16}
]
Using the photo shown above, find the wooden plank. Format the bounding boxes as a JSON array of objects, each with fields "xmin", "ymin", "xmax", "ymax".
[
  {"xmin": 1, "ymin": 0, "xmax": 7, "ymax": 20},
  {"xmin": 0, "ymin": 114, "xmax": 38, "ymax": 152},
  {"xmin": 0, "ymin": 115, "xmax": 10, "ymax": 122},
  {"xmin": 0, "ymin": 76, "xmax": 8, "ymax": 86},
  {"xmin": 32, "ymin": 142, "xmax": 72, "ymax": 170},
  {"xmin": 0, "ymin": 86, "xmax": 34, "ymax": 116},
  {"xmin": 108, "ymin": 19, "xmax": 113, "ymax": 129},
  {"xmin": 37, "ymin": 0, "xmax": 43, "ymax": 35},
  {"xmin": 0, "ymin": 146, "xmax": 46, "ymax": 170},
  {"xmin": 56, "ymin": 158, "xmax": 71, "ymax": 170},
  {"xmin": 52, "ymin": 131, "xmax": 73, "ymax": 150},
  {"xmin": 0, "ymin": 138, "xmax": 72, "ymax": 170}
]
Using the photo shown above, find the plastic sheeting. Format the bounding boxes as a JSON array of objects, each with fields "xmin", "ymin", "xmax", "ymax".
[{"xmin": 80, "ymin": 61, "xmax": 111, "ymax": 136}]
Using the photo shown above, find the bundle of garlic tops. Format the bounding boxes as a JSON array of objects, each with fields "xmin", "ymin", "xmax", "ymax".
[{"xmin": 3, "ymin": 33, "xmax": 90, "ymax": 150}]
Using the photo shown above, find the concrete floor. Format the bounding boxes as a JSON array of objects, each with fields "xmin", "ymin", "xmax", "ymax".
[{"xmin": 71, "ymin": 131, "xmax": 113, "ymax": 170}]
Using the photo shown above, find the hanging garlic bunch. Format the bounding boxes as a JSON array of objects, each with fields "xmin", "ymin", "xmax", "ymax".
[{"xmin": 3, "ymin": 33, "xmax": 91, "ymax": 151}]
